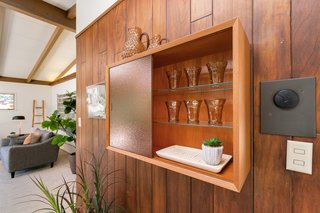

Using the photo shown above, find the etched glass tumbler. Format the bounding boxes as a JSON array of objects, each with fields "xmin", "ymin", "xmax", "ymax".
[
  {"xmin": 184, "ymin": 66, "xmax": 202, "ymax": 87},
  {"xmin": 205, "ymin": 99, "xmax": 226, "ymax": 125},
  {"xmin": 206, "ymin": 61, "xmax": 228, "ymax": 83},
  {"xmin": 165, "ymin": 101, "xmax": 182, "ymax": 122},
  {"xmin": 184, "ymin": 100, "xmax": 202, "ymax": 124},
  {"xmin": 166, "ymin": 70, "xmax": 182, "ymax": 89}
]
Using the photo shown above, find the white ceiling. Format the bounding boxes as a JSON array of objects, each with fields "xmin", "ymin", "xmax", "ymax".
[
  {"xmin": 43, "ymin": 0, "xmax": 76, "ymax": 11},
  {"xmin": 0, "ymin": 0, "xmax": 76, "ymax": 82}
]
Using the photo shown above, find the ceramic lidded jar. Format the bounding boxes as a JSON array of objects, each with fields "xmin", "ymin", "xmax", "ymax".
[{"xmin": 121, "ymin": 27, "xmax": 150, "ymax": 59}]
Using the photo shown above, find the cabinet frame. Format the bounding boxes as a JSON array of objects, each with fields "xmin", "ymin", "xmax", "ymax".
[{"xmin": 106, "ymin": 18, "xmax": 250, "ymax": 192}]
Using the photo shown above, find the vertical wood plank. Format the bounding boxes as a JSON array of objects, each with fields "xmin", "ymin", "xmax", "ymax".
[
  {"xmin": 127, "ymin": 0, "xmax": 137, "ymax": 28},
  {"xmin": 292, "ymin": 0, "xmax": 320, "ymax": 132},
  {"xmin": 152, "ymin": 166, "xmax": 167, "ymax": 213},
  {"xmin": 292, "ymin": 1, "xmax": 320, "ymax": 212},
  {"xmin": 167, "ymin": 0, "xmax": 191, "ymax": 41},
  {"xmin": 191, "ymin": 179, "xmax": 213, "ymax": 213},
  {"xmin": 214, "ymin": 172, "xmax": 253, "ymax": 212},
  {"xmin": 153, "ymin": 0, "xmax": 167, "ymax": 38},
  {"xmin": 191, "ymin": 0, "xmax": 212, "ymax": 22},
  {"xmin": 253, "ymin": 0, "xmax": 292, "ymax": 212},
  {"xmin": 136, "ymin": 161, "xmax": 153, "ymax": 213},
  {"xmin": 291, "ymin": 137, "xmax": 320, "ymax": 213},
  {"xmin": 113, "ymin": 1, "xmax": 127, "ymax": 54},
  {"xmin": 126, "ymin": 157, "xmax": 137, "ymax": 213},
  {"xmin": 213, "ymin": 0, "xmax": 232, "ymax": 25},
  {"xmin": 191, "ymin": 15, "xmax": 213, "ymax": 34},
  {"xmin": 92, "ymin": 23, "xmax": 100, "ymax": 157},
  {"xmin": 98, "ymin": 15, "xmax": 108, "ymax": 53},
  {"xmin": 233, "ymin": 0, "xmax": 253, "ymax": 43},
  {"xmin": 136, "ymin": 0, "xmax": 153, "ymax": 37},
  {"xmin": 105, "ymin": 10, "xmax": 116, "ymax": 209},
  {"xmin": 115, "ymin": 153, "xmax": 126, "ymax": 209},
  {"xmin": 166, "ymin": 171, "xmax": 191, "ymax": 213}
]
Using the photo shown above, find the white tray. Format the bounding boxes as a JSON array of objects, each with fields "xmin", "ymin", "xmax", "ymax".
[{"xmin": 156, "ymin": 145, "xmax": 232, "ymax": 173}]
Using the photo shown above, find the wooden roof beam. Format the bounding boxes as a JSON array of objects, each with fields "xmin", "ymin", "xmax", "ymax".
[
  {"xmin": 54, "ymin": 59, "xmax": 76, "ymax": 81},
  {"xmin": 67, "ymin": 4, "xmax": 76, "ymax": 19},
  {"xmin": 0, "ymin": 0, "xmax": 75, "ymax": 32},
  {"xmin": 27, "ymin": 27, "xmax": 63, "ymax": 83},
  {"xmin": 50, "ymin": 72, "xmax": 76, "ymax": 86}
]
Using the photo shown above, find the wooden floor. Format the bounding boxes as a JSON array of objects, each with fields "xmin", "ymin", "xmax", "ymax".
[{"xmin": 0, "ymin": 150, "xmax": 75, "ymax": 213}]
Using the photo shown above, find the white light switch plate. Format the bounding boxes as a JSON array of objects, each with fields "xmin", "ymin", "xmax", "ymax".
[
  {"xmin": 286, "ymin": 140, "xmax": 313, "ymax": 174},
  {"xmin": 78, "ymin": 117, "xmax": 81, "ymax": 127}
]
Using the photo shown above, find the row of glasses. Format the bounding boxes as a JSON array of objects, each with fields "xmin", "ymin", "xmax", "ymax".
[
  {"xmin": 166, "ymin": 61, "xmax": 228, "ymax": 89},
  {"xmin": 165, "ymin": 99, "xmax": 226, "ymax": 125}
]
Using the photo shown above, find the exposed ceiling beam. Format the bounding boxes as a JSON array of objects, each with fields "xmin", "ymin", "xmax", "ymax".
[
  {"xmin": 67, "ymin": 4, "xmax": 76, "ymax": 19},
  {"xmin": 0, "ymin": 0, "xmax": 75, "ymax": 32},
  {"xmin": 0, "ymin": 76, "xmax": 50, "ymax": 85},
  {"xmin": 50, "ymin": 72, "xmax": 76, "ymax": 86},
  {"xmin": 27, "ymin": 27, "xmax": 63, "ymax": 83},
  {"xmin": 54, "ymin": 59, "xmax": 76, "ymax": 81}
]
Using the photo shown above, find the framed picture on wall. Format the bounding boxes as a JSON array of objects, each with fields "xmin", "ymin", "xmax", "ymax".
[
  {"xmin": 0, "ymin": 93, "xmax": 15, "ymax": 110},
  {"xmin": 86, "ymin": 83, "xmax": 106, "ymax": 119}
]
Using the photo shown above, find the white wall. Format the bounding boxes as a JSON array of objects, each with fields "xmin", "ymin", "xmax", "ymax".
[
  {"xmin": 51, "ymin": 78, "xmax": 76, "ymax": 153},
  {"xmin": 51, "ymin": 78, "xmax": 76, "ymax": 112},
  {"xmin": 76, "ymin": 0, "xmax": 117, "ymax": 34},
  {"xmin": 0, "ymin": 82, "xmax": 52, "ymax": 138}
]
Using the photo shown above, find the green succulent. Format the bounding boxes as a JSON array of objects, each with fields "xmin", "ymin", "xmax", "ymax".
[{"xmin": 203, "ymin": 138, "xmax": 223, "ymax": 147}]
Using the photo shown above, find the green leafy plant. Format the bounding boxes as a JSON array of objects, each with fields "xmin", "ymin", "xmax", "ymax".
[
  {"xmin": 29, "ymin": 154, "xmax": 126, "ymax": 213},
  {"xmin": 203, "ymin": 138, "xmax": 223, "ymax": 147},
  {"xmin": 42, "ymin": 91, "xmax": 76, "ymax": 147},
  {"xmin": 63, "ymin": 91, "xmax": 76, "ymax": 114},
  {"xmin": 10, "ymin": 131, "xmax": 16, "ymax": 135}
]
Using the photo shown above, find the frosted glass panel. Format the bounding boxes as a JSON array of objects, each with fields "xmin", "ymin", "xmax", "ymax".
[{"xmin": 110, "ymin": 56, "xmax": 152, "ymax": 157}]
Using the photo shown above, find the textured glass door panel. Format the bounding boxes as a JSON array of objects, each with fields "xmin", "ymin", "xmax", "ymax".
[{"xmin": 110, "ymin": 56, "xmax": 152, "ymax": 157}]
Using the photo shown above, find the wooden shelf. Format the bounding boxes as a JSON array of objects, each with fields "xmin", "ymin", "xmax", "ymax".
[
  {"xmin": 106, "ymin": 18, "xmax": 251, "ymax": 192},
  {"xmin": 107, "ymin": 146, "xmax": 237, "ymax": 191}
]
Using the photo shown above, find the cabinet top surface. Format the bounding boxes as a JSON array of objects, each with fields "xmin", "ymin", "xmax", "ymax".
[{"xmin": 109, "ymin": 18, "xmax": 241, "ymax": 69}]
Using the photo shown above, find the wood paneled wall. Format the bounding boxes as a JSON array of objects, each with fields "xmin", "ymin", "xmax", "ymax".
[{"xmin": 76, "ymin": 0, "xmax": 320, "ymax": 212}]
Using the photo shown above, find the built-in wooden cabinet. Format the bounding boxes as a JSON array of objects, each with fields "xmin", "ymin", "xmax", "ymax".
[{"xmin": 106, "ymin": 18, "xmax": 250, "ymax": 192}]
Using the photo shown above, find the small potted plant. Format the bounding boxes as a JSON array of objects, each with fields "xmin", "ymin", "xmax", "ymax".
[{"xmin": 202, "ymin": 137, "xmax": 223, "ymax": 165}]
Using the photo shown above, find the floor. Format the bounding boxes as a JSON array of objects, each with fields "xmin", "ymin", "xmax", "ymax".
[{"xmin": 0, "ymin": 150, "xmax": 76, "ymax": 213}]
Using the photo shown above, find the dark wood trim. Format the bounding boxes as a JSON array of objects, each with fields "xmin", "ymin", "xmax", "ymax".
[
  {"xmin": 0, "ymin": 76, "xmax": 50, "ymax": 85},
  {"xmin": 67, "ymin": 4, "xmax": 76, "ymax": 19},
  {"xmin": 76, "ymin": 0, "xmax": 123, "ymax": 37},
  {"xmin": 50, "ymin": 72, "xmax": 76, "ymax": 86},
  {"xmin": 0, "ymin": 0, "xmax": 76, "ymax": 32}
]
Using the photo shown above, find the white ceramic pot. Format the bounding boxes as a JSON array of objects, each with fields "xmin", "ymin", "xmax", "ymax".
[{"xmin": 202, "ymin": 144, "xmax": 223, "ymax": 165}]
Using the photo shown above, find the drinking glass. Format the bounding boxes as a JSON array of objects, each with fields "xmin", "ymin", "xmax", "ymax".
[
  {"xmin": 184, "ymin": 100, "xmax": 202, "ymax": 124},
  {"xmin": 205, "ymin": 99, "xmax": 226, "ymax": 125},
  {"xmin": 165, "ymin": 101, "xmax": 182, "ymax": 122},
  {"xmin": 184, "ymin": 66, "xmax": 202, "ymax": 87},
  {"xmin": 166, "ymin": 70, "xmax": 182, "ymax": 89},
  {"xmin": 206, "ymin": 61, "xmax": 227, "ymax": 83}
]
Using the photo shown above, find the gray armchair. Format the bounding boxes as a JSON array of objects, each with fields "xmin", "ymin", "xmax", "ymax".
[{"xmin": 0, "ymin": 133, "xmax": 59, "ymax": 178}]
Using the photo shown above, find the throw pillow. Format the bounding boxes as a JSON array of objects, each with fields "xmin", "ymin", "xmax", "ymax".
[
  {"xmin": 23, "ymin": 133, "xmax": 41, "ymax": 145},
  {"xmin": 40, "ymin": 132, "xmax": 54, "ymax": 141},
  {"xmin": 9, "ymin": 138, "xmax": 25, "ymax": 146},
  {"xmin": 23, "ymin": 134, "xmax": 31, "ymax": 145}
]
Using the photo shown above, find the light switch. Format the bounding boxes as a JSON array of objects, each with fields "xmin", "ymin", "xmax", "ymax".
[
  {"xmin": 286, "ymin": 140, "xmax": 313, "ymax": 174},
  {"xmin": 78, "ymin": 117, "xmax": 81, "ymax": 127}
]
